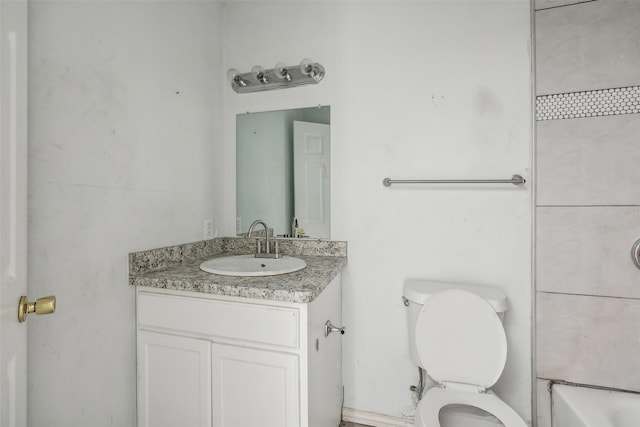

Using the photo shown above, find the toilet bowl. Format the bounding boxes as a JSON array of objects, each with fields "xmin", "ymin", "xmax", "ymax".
[
  {"xmin": 417, "ymin": 388, "xmax": 527, "ymax": 427},
  {"xmin": 403, "ymin": 280, "xmax": 527, "ymax": 427}
]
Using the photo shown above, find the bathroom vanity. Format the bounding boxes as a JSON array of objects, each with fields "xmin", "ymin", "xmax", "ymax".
[{"xmin": 129, "ymin": 238, "xmax": 346, "ymax": 427}]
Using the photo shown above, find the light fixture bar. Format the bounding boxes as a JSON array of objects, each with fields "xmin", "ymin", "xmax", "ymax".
[{"xmin": 228, "ymin": 61, "xmax": 325, "ymax": 94}]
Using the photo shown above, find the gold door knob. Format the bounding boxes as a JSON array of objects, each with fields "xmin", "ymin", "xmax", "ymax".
[{"xmin": 18, "ymin": 295, "xmax": 56, "ymax": 323}]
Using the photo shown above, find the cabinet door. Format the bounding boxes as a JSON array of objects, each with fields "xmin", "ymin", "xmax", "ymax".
[
  {"xmin": 212, "ymin": 344, "xmax": 299, "ymax": 427},
  {"xmin": 138, "ymin": 330, "xmax": 212, "ymax": 427}
]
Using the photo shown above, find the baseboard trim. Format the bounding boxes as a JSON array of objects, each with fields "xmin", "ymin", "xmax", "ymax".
[{"xmin": 342, "ymin": 407, "xmax": 415, "ymax": 427}]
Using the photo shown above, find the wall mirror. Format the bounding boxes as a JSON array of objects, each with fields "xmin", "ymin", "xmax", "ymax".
[{"xmin": 236, "ymin": 106, "xmax": 330, "ymax": 238}]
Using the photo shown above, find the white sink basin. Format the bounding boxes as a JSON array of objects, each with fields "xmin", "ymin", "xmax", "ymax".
[{"xmin": 199, "ymin": 254, "xmax": 307, "ymax": 277}]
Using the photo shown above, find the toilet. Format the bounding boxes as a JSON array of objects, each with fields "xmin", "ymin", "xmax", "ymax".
[{"xmin": 403, "ymin": 279, "xmax": 527, "ymax": 427}]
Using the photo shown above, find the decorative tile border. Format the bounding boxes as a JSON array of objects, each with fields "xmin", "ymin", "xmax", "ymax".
[{"xmin": 536, "ymin": 85, "xmax": 640, "ymax": 121}]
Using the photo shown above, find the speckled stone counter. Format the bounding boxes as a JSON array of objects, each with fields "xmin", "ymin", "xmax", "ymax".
[{"xmin": 129, "ymin": 237, "xmax": 347, "ymax": 303}]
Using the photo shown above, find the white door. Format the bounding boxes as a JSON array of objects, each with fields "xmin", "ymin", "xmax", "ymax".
[
  {"xmin": 293, "ymin": 121, "xmax": 330, "ymax": 239},
  {"xmin": 0, "ymin": 1, "xmax": 28, "ymax": 426}
]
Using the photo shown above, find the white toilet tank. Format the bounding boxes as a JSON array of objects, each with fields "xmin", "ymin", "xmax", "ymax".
[{"xmin": 403, "ymin": 279, "xmax": 508, "ymax": 367}]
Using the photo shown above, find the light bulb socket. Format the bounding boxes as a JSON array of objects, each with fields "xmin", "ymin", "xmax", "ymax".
[
  {"xmin": 226, "ymin": 68, "xmax": 246, "ymax": 87},
  {"xmin": 299, "ymin": 58, "xmax": 316, "ymax": 77},
  {"xmin": 252, "ymin": 65, "xmax": 268, "ymax": 84},
  {"xmin": 274, "ymin": 63, "xmax": 291, "ymax": 81}
]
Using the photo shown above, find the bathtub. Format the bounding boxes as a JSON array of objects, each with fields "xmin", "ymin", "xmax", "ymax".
[{"xmin": 552, "ymin": 384, "xmax": 640, "ymax": 427}]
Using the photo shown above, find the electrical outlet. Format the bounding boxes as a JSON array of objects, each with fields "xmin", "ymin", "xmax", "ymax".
[{"xmin": 203, "ymin": 218, "xmax": 214, "ymax": 239}]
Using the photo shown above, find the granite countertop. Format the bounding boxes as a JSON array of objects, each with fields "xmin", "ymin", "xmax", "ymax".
[{"xmin": 129, "ymin": 237, "xmax": 347, "ymax": 304}]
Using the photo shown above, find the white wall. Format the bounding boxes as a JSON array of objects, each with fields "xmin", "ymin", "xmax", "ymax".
[
  {"xmin": 222, "ymin": 0, "xmax": 533, "ymax": 422},
  {"xmin": 27, "ymin": 1, "xmax": 531, "ymax": 425},
  {"xmin": 27, "ymin": 1, "xmax": 223, "ymax": 425}
]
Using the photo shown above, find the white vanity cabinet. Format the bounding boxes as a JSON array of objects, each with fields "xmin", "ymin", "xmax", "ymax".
[{"xmin": 136, "ymin": 274, "xmax": 342, "ymax": 427}]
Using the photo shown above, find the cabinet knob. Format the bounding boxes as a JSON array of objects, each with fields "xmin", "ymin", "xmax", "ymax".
[
  {"xmin": 18, "ymin": 295, "xmax": 56, "ymax": 323},
  {"xmin": 324, "ymin": 320, "xmax": 345, "ymax": 337}
]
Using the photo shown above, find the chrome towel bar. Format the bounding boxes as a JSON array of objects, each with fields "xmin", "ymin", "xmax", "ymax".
[{"xmin": 382, "ymin": 174, "xmax": 526, "ymax": 187}]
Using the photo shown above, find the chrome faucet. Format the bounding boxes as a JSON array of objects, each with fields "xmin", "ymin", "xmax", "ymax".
[{"xmin": 246, "ymin": 219, "xmax": 281, "ymax": 259}]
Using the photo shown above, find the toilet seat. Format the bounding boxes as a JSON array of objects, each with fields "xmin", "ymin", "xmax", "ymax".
[
  {"xmin": 417, "ymin": 387, "xmax": 528, "ymax": 427},
  {"xmin": 413, "ymin": 289, "xmax": 527, "ymax": 426},
  {"xmin": 414, "ymin": 289, "xmax": 507, "ymax": 389}
]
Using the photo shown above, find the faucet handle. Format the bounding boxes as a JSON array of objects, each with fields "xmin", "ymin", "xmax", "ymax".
[{"xmin": 256, "ymin": 239, "xmax": 262, "ymax": 254}]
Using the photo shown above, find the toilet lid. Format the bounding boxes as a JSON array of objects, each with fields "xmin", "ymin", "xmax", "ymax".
[{"xmin": 414, "ymin": 289, "xmax": 507, "ymax": 389}]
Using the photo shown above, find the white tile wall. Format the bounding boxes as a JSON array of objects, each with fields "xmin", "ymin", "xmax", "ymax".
[
  {"xmin": 535, "ymin": 0, "xmax": 596, "ymax": 11},
  {"xmin": 535, "ymin": 1, "xmax": 640, "ymax": 422},
  {"xmin": 536, "ymin": 0, "xmax": 640, "ymax": 95},
  {"xmin": 536, "ymin": 114, "xmax": 640, "ymax": 206},
  {"xmin": 537, "ymin": 292, "xmax": 640, "ymax": 392},
  {"xmin": 537, "ymin": 206, "xmax": 640, "ymax": 298}
]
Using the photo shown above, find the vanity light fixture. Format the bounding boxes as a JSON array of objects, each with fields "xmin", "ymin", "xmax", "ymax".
[{"xmin": 227, "ymin": 58, "xmax": 325, "ymax": 93}]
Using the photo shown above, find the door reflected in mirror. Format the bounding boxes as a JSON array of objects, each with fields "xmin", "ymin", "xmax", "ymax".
[{"xmin": 236, "ymin": 106, "xmax": 330, "ymax": 238}]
